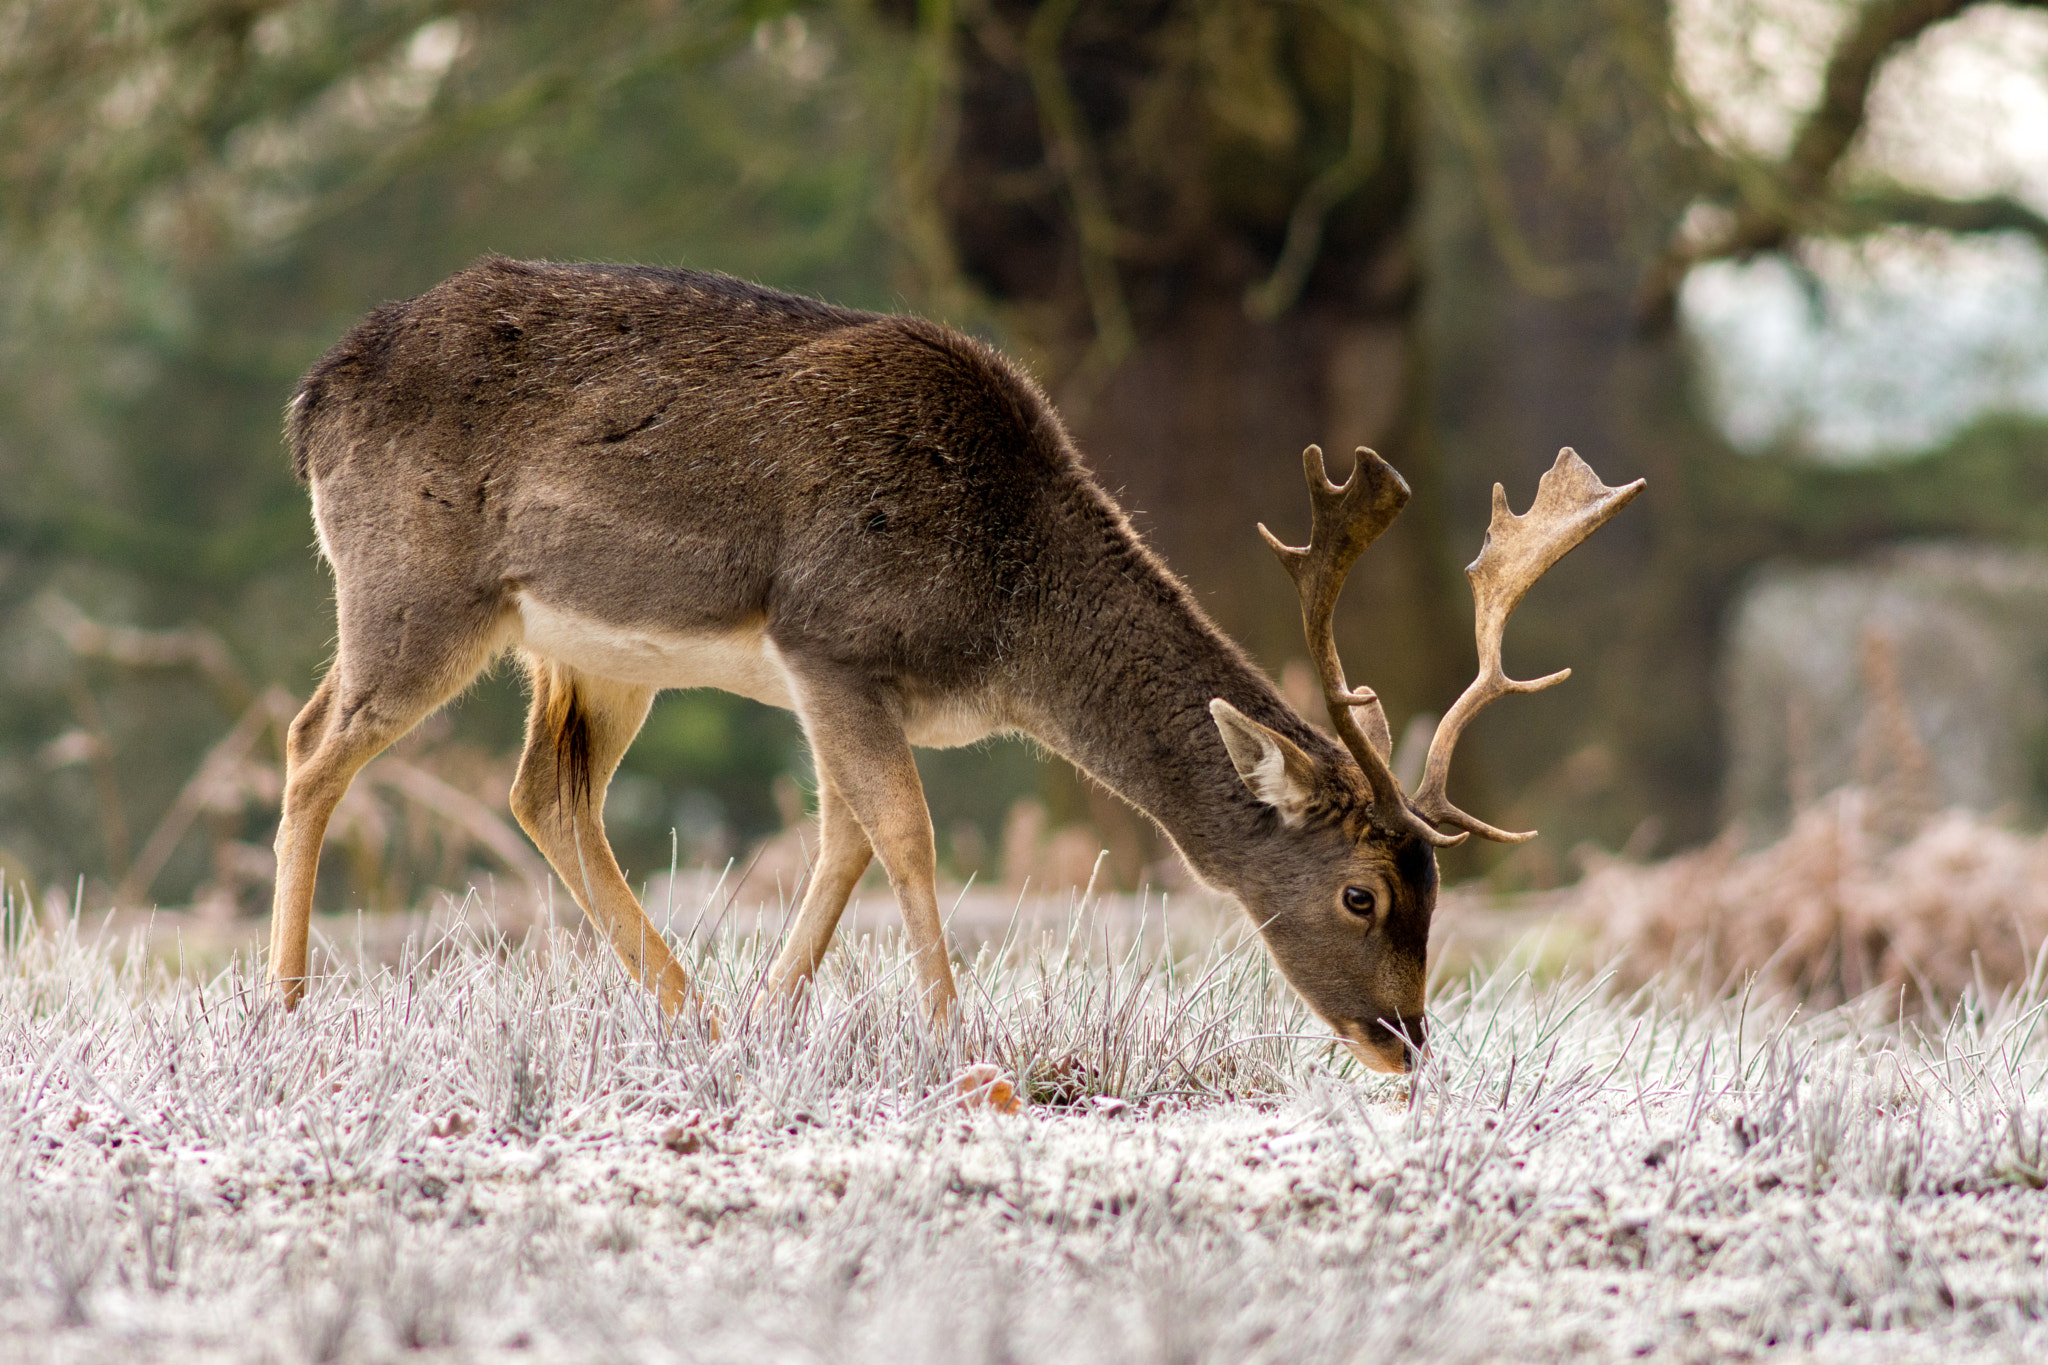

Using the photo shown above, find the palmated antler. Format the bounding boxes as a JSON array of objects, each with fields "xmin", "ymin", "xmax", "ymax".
[
  {"xmin": 1260, "ymin": 446, "xmax": 1460, "ymax": 847},
  {"xmin": 1409, "ymin": 448, "xmax": 1645, "ymax": 842}
]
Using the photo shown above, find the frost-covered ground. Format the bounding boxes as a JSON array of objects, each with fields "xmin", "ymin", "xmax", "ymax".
[{"xmin": 7, "ymin": 891, "xmax": 2048, "ymax": 1364}]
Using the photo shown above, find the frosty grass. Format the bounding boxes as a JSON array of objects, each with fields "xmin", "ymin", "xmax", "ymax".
[{"xmin": 6, "ymin": 887, "xmax": 2048, "ymax": 1364}]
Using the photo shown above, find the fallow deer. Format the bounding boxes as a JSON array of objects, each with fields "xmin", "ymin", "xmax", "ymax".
[{"xmin": 272, "ymin": 257, "xmax": 1641, "ymax": 1072}]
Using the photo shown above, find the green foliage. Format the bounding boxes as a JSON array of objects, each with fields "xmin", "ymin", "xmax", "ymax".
[{"xmin": 1747, "ymin": 416, "xmax": 2048, "ymax": 553}]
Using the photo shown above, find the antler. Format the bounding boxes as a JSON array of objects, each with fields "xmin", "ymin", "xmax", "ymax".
[
  {"xmin": 1409, "ymin": 448, "xmax": 1645, "ymax": 842},
  {"xmin": 1260, "ymin": 446, "xmax": 1461, "ymax": 847}
]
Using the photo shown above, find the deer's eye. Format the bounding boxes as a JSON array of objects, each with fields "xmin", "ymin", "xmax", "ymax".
[{"xmin": 1342, "ymin": 885, "xmax": 1378, "ymax": 918}]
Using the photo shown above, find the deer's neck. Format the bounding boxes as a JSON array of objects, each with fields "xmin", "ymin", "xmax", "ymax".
[{"xmin": 1017, "ymin": 495, "xmax": 1334, "ymax": 892}]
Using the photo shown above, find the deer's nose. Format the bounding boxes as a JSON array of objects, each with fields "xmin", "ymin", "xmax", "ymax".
[
  {"xmin": 1379, "ymin": 1012, "xmax": 1429, "ymax": 1067},
  {"xmin": 1344, "ymin": 1014, "xmax": 1430, "ymax": 1073}
]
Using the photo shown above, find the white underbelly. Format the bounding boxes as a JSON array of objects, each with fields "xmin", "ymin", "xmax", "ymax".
[
  {"xmin": 512, "ymin": 593, "xmax": 796, "ymax": 709},
  {"xmin": 510, "ymin": 593, "xmax": 1008, "ymax": 748},
  {"xmin": 901, "ymin": 698, "xmax": 1006, "ymax": 749}
]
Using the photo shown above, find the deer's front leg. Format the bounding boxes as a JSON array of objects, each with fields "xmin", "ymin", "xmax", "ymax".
[
  {"xmin": 786, "ymin": 669, "xmax": 958, "ymax": 1026},
  {"xmin": 758, "ymin": 774, "xmax": 873, "ymax": 1009}
]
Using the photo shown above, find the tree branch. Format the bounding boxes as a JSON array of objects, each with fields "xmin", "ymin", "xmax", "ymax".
[
  {"xmin": 1023, "ymin": 0, "xmax": 1134, "ymax": 395},
  {"xmin": 1244, "ymin": 49, "xmax": 1384, "ymax": 322},
  {"xmin": 1783, "ymin": 0, "xmax": 1971, "ymax": 193},
  {"xmin": 1835, "ymin": 188, "xmax": 2048, "ymax": 248},
  {"xmin": 1402, "ymin": 3, "xmax": 1591, "ymax": 299},
  {"xmin": 1636, "ymin": 0, "xmax": 1995, "ymax": 332}
]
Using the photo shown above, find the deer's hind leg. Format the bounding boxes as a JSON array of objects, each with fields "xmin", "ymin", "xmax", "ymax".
[
  {"xmin": 509, "ymin": 661, "xmax": 697, "ymax": 1017},
  {"xmin": 271, "ymin": 592, "xmax": 510, "ymax": 1007}
]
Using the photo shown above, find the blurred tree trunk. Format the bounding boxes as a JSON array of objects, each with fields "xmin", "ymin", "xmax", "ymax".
[
  {"xmin": 941, "ymin": 1, "xmax": 1465, "ymax": 674},
  {"xmin": 904, "ymin": 1, "xmax": 1474, "ymax": 874}
]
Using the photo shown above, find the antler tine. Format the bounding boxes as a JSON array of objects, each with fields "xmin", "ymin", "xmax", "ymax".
[
  {"xmin": 1411, "ymin": 448, "xmax": 1645, "ymax": 842},
  {"xmin": 1260, "ymin": 446, "xmax": 1461, "ymax": 847}
]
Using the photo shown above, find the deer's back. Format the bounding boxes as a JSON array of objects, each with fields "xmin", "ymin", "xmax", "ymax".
[{"xmin": 292, "ymin": 258, "xmax": 1109, "ymax": 716}]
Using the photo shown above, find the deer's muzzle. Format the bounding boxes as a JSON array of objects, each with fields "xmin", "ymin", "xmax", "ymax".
[{"xmin": 1347, "ymin": 1013, "xmax": 1429, "ymax": 1074}]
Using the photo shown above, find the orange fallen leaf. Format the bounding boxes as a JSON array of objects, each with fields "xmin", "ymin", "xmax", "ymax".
[{"xmin": 953, "ymin": 1064, "xmax": 1022, "ymax": 1114}]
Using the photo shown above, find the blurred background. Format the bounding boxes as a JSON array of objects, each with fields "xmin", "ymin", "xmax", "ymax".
[{"xmin": 4, "ymin": 0, "xmax": 2048, "ymax": 979}]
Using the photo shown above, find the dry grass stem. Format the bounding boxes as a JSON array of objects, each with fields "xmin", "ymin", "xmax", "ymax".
[{"xmin": 1568, "ymin": 787, "xmax": 2048, "ymax": 1007}]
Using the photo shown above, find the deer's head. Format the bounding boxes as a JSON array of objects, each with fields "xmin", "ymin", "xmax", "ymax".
[{"xmin": 1213, "ymin": 446, "xmax": 1643, "ymax": 1073}]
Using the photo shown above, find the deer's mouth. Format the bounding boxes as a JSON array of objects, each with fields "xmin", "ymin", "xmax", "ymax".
[{"xmin": 1342, "ymin": 1016, "xmax": 1427, "ymax": 1074}]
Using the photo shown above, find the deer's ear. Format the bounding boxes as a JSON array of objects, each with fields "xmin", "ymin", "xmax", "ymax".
[{"xmin": 1209, "ymin": 699, "xmax": 1320, "ymax": 825}]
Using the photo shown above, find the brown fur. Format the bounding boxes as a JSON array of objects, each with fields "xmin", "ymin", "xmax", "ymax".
[{"xmin": 272, "ymin": 257, "xmax": 1437, "ymax": 1070}]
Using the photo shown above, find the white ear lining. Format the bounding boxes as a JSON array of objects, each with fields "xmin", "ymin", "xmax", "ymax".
[
  {"xmin": 1209, "ymin": 698, "xmax": 1316, "ymax": 824},
  {"xmin": 1245, "ymin": 740, "xmax": 1291, "ymax": 803}
]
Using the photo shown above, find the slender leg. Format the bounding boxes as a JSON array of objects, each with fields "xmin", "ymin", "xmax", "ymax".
[
  {"xmin": 757, "ymin": 774, "xmax": 873, "ymax": 1008},
  {"xmin": 786, "ymin": 669, "xmax": 958, "ymax": 1025},
  {"xmin": 509, "ymin": 661, "xmax": 698, "ymax": 1017},
  {"xmin": 271, "ymin": 607, "xmax": 505, "ymax": 1007},
  {"xmin": 271, "ymin": 676, "xmax": 362, "ymax": 1003}
]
